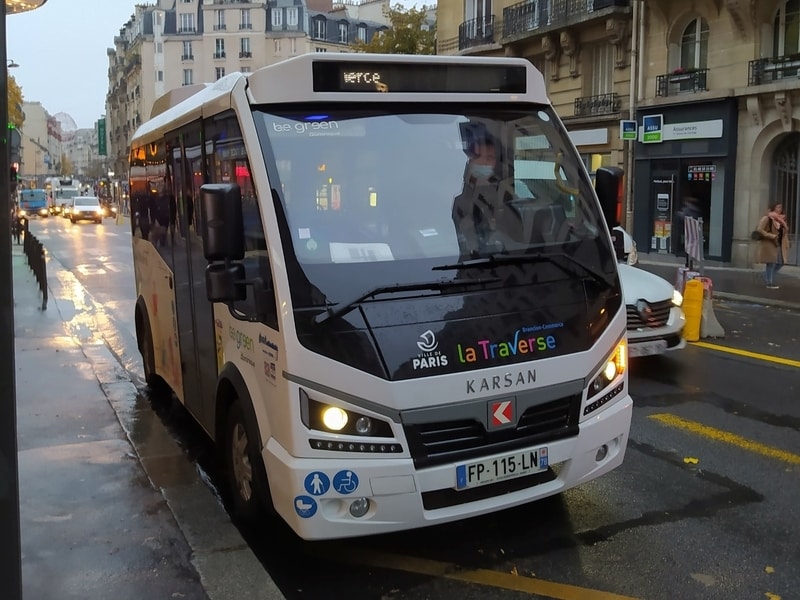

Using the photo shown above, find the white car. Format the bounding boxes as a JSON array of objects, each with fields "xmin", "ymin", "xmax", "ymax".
[
  {"xmin": 69, "ymin": 196, "xmax": 104, "ymax": 224},
  {"xmin": 614, "ymin": 227, "xmax": 686, "ymax": 358}
]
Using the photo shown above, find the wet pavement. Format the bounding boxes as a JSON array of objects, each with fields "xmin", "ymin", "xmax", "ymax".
[
  {"xmin": 12, "ymin": 242, "xmax": 283, "ymax": 600},
  {"xmin": 10, "ymin": 234, "xmax": 800, "ymax": 600}
]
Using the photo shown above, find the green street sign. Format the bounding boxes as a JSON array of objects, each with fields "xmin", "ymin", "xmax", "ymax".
[{"xmin": 97, "ymin": 118, "xmax": 107, "ymax": 156}]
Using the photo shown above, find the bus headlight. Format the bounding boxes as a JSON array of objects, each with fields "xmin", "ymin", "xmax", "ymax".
[
  {"xmin": 322, "ymin": 406, "xmax": 348, "ymax": 431},
  {"xmin": 300, "ymin": 391, "xmax": 394, "ymax": 439},
  {"xmin": 584, "ymin": 341, "xmax": 626, "ymax": 417}
]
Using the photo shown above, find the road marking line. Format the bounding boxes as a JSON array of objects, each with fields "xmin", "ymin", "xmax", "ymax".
[
  {"xmin": 337, "ymin": 548, "xmax": 639, "ymax": 600},
  {"xmin": 690, "ymin": 341, "xmax": 800, "ymax": 368},
  {"xmin": 649, "ymin": 414, "xmax": 800, "ymax": 465}
]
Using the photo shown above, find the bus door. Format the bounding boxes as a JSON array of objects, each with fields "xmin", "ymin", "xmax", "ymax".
[{"xmin": 170, "ymin": 126, "xmax": 217, "ymax": 432}]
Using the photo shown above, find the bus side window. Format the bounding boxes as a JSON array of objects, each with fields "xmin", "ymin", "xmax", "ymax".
[{"xmin": 206, "ymin": 112, "xmax": 279, "ymax": 330}]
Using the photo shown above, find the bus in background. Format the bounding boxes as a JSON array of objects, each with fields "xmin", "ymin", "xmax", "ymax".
[
  {"xmin": 18, "ymin": 188, "xmax": 49, "ymax": 218},
  {"xmin": 129, "ymin": 53, "xmax": 632, "ymax": 540}
]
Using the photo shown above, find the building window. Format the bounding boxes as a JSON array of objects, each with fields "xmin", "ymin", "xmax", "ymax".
[
  {"xmin": 183, "ymin": 69, "xmax": 193, "ymax": 85},
  {"xmin": 179, "ymin": 13, "xmax": 195, "ymax": 33},
  {"xmin": 287, "ymin": 7, "xmax": 299, "ymax": 27},
  {"xmin": 275, "ymin": 39, "xmax": 281, "ymax": 54},
  {"xmin": 215, "ymin": 10, "xmax": 226, "ymax": 30},
  {"xmin": 358, "ymin": 25, "xmax": 367, "ymax": 42},
  {"xmin": 591, "ymin": 43, "xmax": 614, "ymax": 96},
  {"xmin": 680, "ymin": 17, "xmax": 709, "ymax": 70},
  {"xmin": 241, "ymin": 38, "xmax": 251, "ymax": 53},
  {"xmin": 240, "ymin": 8, "xmax": 252, "ymax": 29},
  {"xmin": 241, "ymin": 66, "xmax": 251, "ymax": 73},
  {"xmin": 271, "ymin": 8, "xmax": 283, "ymax": 28},
  {"xmin": 156, "ymin": 42, "xmax": 163, "ymax": 54},
  {"xmin": 338, "ymin": 22, "xmax": 348, "ymax": 43},
  {"xmin": 182, "ymin": 41, "xmax": 193, "ymax": 60},
  {"xmin": 315, "ymin": 47, "xmax": 327, "ymax": 52},
  {"xmin": 216, "ymin": 67, "xmax": 225, "ymax": 80},
  {"xmin": 157, "ymin": 70, "xmax": 164, "ymax": 82},
  {"xmin": 215, "ymin": 38, "xmax": 225, "ymax": 59},
  {"xmin": 313, "ymin": 17, "xmax": 326, "ymax": 39},
  {"xmin": 774, "ymin": 0, "xmax": 800, "ymax": 56}
]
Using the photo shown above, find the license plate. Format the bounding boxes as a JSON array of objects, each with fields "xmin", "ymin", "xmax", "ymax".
[
  {"xmin": 629, "ymin": 339, "xmax": 667, "ymax": 357},
  {"xmin": 456, "ymin": 447, "xmax": 548, "ymax": 490}
]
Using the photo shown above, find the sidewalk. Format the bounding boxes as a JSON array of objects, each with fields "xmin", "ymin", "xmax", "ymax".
[
  {"xmin": 636, "ymin": 253, "xmax": 800, "ymax": 311},
  {"xmin": 12, "ymin": 241, "xmax": 283, "ymax": 600}
]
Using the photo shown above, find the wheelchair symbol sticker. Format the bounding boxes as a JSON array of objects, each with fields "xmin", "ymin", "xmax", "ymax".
[
  {"xmin": 304, "ymin": 471, "xmax": 330, "ymax": 496},
  {"xmin": 332, "ymin": 470, "xmax": 359, "ymax": 494},
  {"xmin": 294, "ymin": 495, "xmax": 318, "ymax": 518}
]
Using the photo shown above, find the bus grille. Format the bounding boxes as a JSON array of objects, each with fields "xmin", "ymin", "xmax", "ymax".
[
  {"xmin": 626, "ymin": 299, "xmax": 672, "ymax": 329},
  {"xmin": 403, "ymin": 393, "xmax": 580, "ymax": 470}
]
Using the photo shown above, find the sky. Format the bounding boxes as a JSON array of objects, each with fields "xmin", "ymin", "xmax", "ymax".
[
  {"xmin": 7, "ymin": 0, "xmax": 138, "ymax": 130},
  {"xmin": 5, "ymin": 0, "xmax": 432, "ymax": 133}
]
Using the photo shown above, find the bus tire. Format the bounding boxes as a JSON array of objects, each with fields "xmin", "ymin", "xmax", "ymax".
[
  {"xmin": 224, "ymin": 398, "xmax": 269, "ymax": 521},
  {"xmin": 136, "ymin": 306, "xmax": 169, "ymax": 397}
]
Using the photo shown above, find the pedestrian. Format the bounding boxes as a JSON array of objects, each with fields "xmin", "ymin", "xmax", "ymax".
[{"xmin": 755, "ymin": 202, "xmax": 791, "ymax": 289}]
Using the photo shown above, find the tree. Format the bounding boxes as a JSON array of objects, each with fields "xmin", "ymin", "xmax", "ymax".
[
  {"xmin": 8, "ymin": 74, "xmax": 24, "ymax": 129},
  {"xmin": 351, "ymin": 4, "xmax": 436, "ymax": 55}
]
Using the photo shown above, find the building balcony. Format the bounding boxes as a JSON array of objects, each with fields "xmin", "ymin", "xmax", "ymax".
[
  {"xmin": 503, "ymin": 0, "xmax": 629, "ymax": 39},
  {"xmin": 239, "ymin": 51, "xmax": 252, "ymax": 58},
  {"xmin": 178, "ymin": 27, "xmax": 197, "ymax": 34},
  {"xmin": 239, "ymin": 23, "xmax": 253, "ymax": 30},
  {"xmin": 213, "ymin": 52, "xmax": 226, "ymax": 59},
  {"xmin": 656, "ymin": 68, "xmax": 708, "ymax": 97},
  {"xmin": 749, "ymin": 53, "xmax": 800, "ymax": 86},
  {"xmin": 573, "ymin": 92, "xmax": 620, "ymax": 117},
  {"xmin": 213, "ymin": 24, "xmax": 227, "ymax": 31},
  {"xmin": 181, "ymin": 54, "xmax": 194, "ymax": 61},
  {"xmin": 459, "ymin": 15, "xmax": 495, "ymax": 50}
]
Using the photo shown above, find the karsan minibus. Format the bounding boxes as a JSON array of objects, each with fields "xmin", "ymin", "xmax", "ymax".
[{"xmin": 129, "ymin": 53, "xmax": 632, "ymax": 540}]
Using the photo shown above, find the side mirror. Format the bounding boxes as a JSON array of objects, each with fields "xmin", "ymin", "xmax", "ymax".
[
  {"xmin": 594, "ymin": 166, "xmax": 624, "ymax": 231},
  {"xmin": 206, "ymin": 262, "xmax": 247, "ymax": 303},
  {"xmin": 199, "ymin": 183, "xmax": 245, "ymax": 261}
]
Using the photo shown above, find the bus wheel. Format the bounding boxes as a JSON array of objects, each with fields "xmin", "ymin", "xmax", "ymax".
[
  {"xmin": 224, "ymin": 399, "xmax": 266, "ymax": 521},
  {"xmin": 138, "ymin": 318, "xmax": 168, "ymax": 397}
]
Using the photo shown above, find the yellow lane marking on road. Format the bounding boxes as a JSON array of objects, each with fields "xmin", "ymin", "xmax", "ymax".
[
  {"xmin": 690, "ymin": 341, "xmax": 800, "ymax": 368},
  {"xmin": 650, "ymin": 414, "xmax": 800, "ymax": 465},
  {"xmin": 337, "ymin": 548, "xmax": 639, "ymax": 600}
]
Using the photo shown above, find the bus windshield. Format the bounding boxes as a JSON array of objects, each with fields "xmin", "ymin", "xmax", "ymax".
[{"xmin": 257, "ymin": 105, "xmax": 613, "ymax": 308}]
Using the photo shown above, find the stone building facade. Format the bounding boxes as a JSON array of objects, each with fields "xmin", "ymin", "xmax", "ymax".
[{"xmin": 436, "ymin": 0, "xmax": 800, "ymax": 267}]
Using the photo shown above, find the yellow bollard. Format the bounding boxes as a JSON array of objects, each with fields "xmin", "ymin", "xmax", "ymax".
[{"xmin": 682, "ymin": 278, "xmax": 703, "ymax": 342}]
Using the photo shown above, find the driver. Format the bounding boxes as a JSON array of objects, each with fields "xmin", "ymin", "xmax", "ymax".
[{"xmin": 452, "ymin": 137, "xmax": 521, "ymax": 256}]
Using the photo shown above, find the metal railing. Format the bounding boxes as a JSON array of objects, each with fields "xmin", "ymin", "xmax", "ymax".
[
  {"xmin": 749, "ymin": 54, "xmax": 800, "ymax": 86},
  {"xmin": 573, "ymin": 92, "xmax": 620, "ymax": 117},
  {"xmin": 458, "ymin": 15, "xmax": 495, "ymax": 50},
  {"xmin": 656, "ymin": 68, "xmax": 708, "ymax": 97},
  {"xmin": 503, "ymin": 0, "xmax": 629, "ymax": 38},
  {"xmin": 18, "ymin": 220, "xmax": 47, "ymax": 310}
]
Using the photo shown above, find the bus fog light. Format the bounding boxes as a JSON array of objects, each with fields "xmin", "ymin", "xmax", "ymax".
[
  {"xmin": 595, "ymin": 444, "xmax": 609, "ymax": 462},
  {"xmin": 349, "ymin": 497, "xmax": 370, "ymax": 518}
]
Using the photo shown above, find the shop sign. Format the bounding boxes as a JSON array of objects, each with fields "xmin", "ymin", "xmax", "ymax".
[
  {"xmin": 620, "ymin": 120, "xmax": 637, "ymax": 140},
  {"xmin": 642, "ymin": 115, "xmax": 663, "ymax": 143}
]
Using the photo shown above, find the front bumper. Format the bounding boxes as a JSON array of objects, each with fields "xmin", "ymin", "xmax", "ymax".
[{"xmin": 264, "ymin": 394, "xmax": 632, "ymax": 540}]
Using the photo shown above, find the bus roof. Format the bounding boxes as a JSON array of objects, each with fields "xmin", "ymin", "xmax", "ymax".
[{"xmin": 131, "ymin": 53, "xmax": 549, "ymax": 147}]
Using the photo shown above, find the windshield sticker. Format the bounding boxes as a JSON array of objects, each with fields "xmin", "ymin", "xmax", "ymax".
[
  {"xmin": 304, "ymin": 472, "xmax": 331, "ymax": 496},
  {"xmin": 294, "ymin": 495, "xmax": 318, "ymax": 518},
  {"xmin": 329, "ymin": 242, "xmax": 394, "ymax": 263},
  {"xmin": 413, "ymin": 330, "xmax": 448, "ymax": 371},
  {"xmin": 456, "ymin": 324, "xmax": 564, "ymax": 364},
  {"xmin": 268, "ymin": 119, "xmax": 365, "ymax": 138}
]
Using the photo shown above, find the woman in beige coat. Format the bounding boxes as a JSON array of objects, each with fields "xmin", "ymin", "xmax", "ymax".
[{"xmin": 756, "ymin": 202, "xmax": 791, "ymax": 289}]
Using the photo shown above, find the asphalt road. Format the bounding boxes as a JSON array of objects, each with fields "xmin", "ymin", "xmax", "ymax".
[{"xmin": 30, "ymin": 217, "xmax": 800, "ymax": 600}]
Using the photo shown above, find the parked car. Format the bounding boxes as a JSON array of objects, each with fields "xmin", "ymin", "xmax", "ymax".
[
  {"xmin": 614, "ymin": 227, "xmax": 686, "ymax": 358},
  {"xmin": 69, "ymin": 196, "xmax": 104, "ymax": 224}
]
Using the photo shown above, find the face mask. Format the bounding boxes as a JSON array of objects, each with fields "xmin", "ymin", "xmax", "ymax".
[{"xmin": 469, "ymin": 164, "xmax": 494, "ymax": 181}]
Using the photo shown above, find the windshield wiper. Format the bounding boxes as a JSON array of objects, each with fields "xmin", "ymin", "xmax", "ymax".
[
  {"xmin": 433, "ymin": 252, "xmax": 614, "ymax": 288},
  {"xmin": 313, "ymin": 277, "xmax": 501, "ymax": 325}
]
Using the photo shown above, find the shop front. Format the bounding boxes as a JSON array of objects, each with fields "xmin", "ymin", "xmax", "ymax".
[{"xmin": 632, "ymin": 99, "xmax": 738, "ymax": 262}]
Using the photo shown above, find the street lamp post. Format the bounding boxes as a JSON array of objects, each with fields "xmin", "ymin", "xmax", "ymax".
[{"xmin": 2, "ymin": 3, "xmax": 51, "ymax": 599}]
